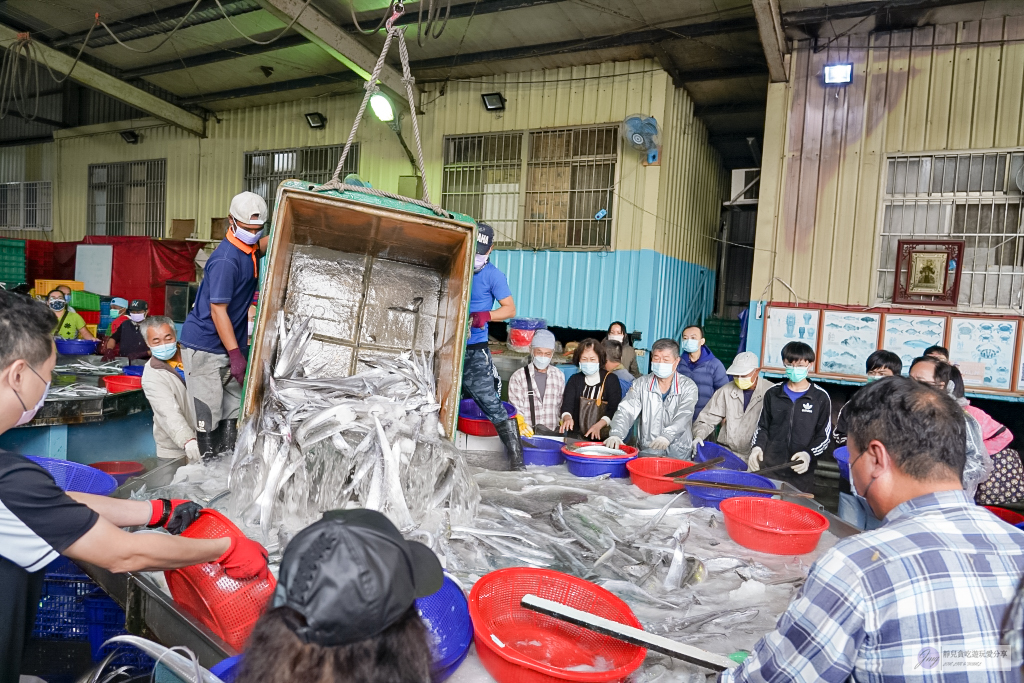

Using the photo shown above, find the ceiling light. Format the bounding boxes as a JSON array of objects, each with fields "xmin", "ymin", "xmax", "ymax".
[
  {"xmin": 481, "ymin": 92, "xmax": 506, "ymax": 111},
  {"xmin": 823, "ymin": 63, "xmax": 853, "ymax": 85},
  {"xmin": 370, "ymin": 93, "xmax": 395, "ymax": 123},
  {"xmin": 305, "ymin": 112, "xmax": 327, "ymax": 129},
  {"xmin": 120, "ymin": 130, "xmax": 139, "ymax": 144}
]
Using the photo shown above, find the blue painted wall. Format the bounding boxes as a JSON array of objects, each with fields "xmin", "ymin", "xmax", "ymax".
[{"xmin": 490, "ymin": 249, "xmax": 715, "ymax": 368}]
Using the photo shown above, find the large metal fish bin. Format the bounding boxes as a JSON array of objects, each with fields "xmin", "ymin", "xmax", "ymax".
[{"xmin": 243, "ymin": 181, "xmax": 477, "ymax": 438}]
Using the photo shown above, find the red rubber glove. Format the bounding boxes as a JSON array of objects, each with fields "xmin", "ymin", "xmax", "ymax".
[
  {"xmin": 470, "ymin": 311, "xmax": 491, "ymax": 328},
  {"xmin": 102, "ymin": 346, "xmax": 117, "ymax": 362},
  {"xmin": 217, "ymin": 536, "xmax": 270, "ymax": 581},
  {"xmin": 227, "ymin": 347, "xmax": 247, "ymax": 385},
  {"xmin": 147, "ymin": 499, "xmax": 202, "ymax": 535}
]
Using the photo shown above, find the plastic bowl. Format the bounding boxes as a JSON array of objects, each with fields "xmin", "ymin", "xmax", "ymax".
[
  {"xmin": 522, "ymin": 438, "xmax": 565, "ymax": 467},
  {"xmin": 459, "ymin": 399, "xmax": 517, "ymax": 421},
  {"xmin": 102, "ymin": 375, "xmax": 142, "ymax": 393},
  {"xmin": 720, "ymin": 497, "xmax": 829, "ymax": 554},
  {"xmin": 210, "ymin": 655, "xmax": 243, "ymax": 683},
  {"xmin": 121, "ymin": 365, "xmax": 145, "ymax": 377},
  {"xmin": 55, "ymin": 338, "xmax": 99, "ymax": 355},
  {"xmin": 26, "ymin": 456, "xmax": 118, "ymax": 495},
  {"xmin": 984, "ymin": 506, "xmax": 1024, "ymax": 525},
  {"xmin": 561, "ymin": 442, "xmax": 640, "ymax": 460},
  {"xmin": 563, "ymin": 452, "xmax": 637, "ymax": 478},
  {"xmin": 89, "ymin": 461, "xmax": 145, "ymax": 487},
  {"xmin": 833, "ymin": 446, "xmax": 850, "ymax": 480},
  {"xmin": 683, "ymin": 470, "xmax": 776, "ymax": 510},
  {"xmin": 468, "ymin": 567, "xmax": 646, "ymax": 683},
  {"xmin": 694, "ymin": 442, "xmax": 748, "ymax": 471},
  {"xmin": 416, "ymin": 575, "xmax": 474, "ymax": 673},
  {"xmin": 626, "ymin": 457, "xmax": 696, "ymax": 495}
]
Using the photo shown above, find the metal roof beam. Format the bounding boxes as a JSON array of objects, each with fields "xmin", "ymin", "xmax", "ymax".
[
  {"xmin": 782, "ymin": 0, "xmax": 979, "ymax": 26},
  {"xmin": 0, "ymin": 24, "xmax": 206, "ymax": 137},
  {"xmin": 121, "ymin": 33, "xmax": 308, "ymax": 79},
  {"xmin": 179, "ymin": 69, "xmax": 361, "ymax": 105},
  {"xmin": 752, "ymin": 0, "xmax": 787, "ymax": 82}
]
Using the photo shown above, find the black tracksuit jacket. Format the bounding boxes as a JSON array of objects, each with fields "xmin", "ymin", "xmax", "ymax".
[{"xmin": 751, "ymin": 382, "xmax": 832, "ymax": 492}]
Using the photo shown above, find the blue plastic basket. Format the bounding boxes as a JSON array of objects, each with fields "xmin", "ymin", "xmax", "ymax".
[
  {"xmin": 54, "ymin": 338, "xmax": 100, "ymax": 355},
  {"xmin": 834, "ymin": 446, "xmax": 850, "ymax": 480},
  {"xmin": 508, "ymin": 317, "xmax": 547, "ymax": 330},
  {"xmin": 416, "ymin": 575, "xmax": 473, "ymax": 672},
  {"xmin": 33, "ymin": 557, "xmax": 95, "ymax": 639},
  {"xmin": 83, "ymin": 591, "xmax": 154, "ymax": 671},
  {"xmin": 121, "ymin": 365, "xmax": 144, "ymax": 376},
  {"xmin": 435, "ymin": 645, "xmax": 472, "ymax": 682},
  {"xmin": 522, "ymin": 437, "xmax": 565, "ymax": 466},
  {"xmin": 458, "ymin": 398, "xmax": 516, "ymax": 420},
  {"xmin": 564, "ymin": 452, "xmax": 638, "ymax": 478},
  {"xmin": 684, "ymin": 470, "xmax": 777, "ymax": 510},
  {"xmin": 695, "ymin": 441, "xmax": 748, "ymax": 471},
  {"xmin": 26, "ymin": 456, "xmax": 118, "ymax": 495},
  {"xmin": 210, "ymin": 655, "xmax": 244, "ymax": 683}
]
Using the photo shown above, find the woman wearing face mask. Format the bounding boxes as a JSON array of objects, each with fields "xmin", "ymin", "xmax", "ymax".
[
  {"xmin": 604, "ymin": 322, "xmax": 640, "ymax": 378},
  {"xmin": 691, "ymin": 352, "xmax": 774, "ymax": 460},
  {"xmin": 507, "ymin": 330, "xmax": 565, "ymax": 434},
  {"xmin": 559, "ymin": 338, "xmax": 622, "ymax": 440},
  {"xmin": 104, "ymin": 299, "xmax": 151, "ymax": 362},
  {"xmin": 47, "ymin": 290, "xmax": 96, "ymax": 341}
]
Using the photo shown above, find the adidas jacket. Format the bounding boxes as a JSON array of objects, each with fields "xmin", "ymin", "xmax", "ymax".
[{"xmin": 751, "ymin": 383, "xmax": 832, "ymax": 491}]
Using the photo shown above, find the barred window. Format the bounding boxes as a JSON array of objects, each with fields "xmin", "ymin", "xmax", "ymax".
[
  {"xmin": 0, "ymin": 181, "xmax": 52, "ymax": 231},
  {"xmin": 877, "ymin": 152, "xmax": 1024, "ymax": 310},
  {"xmin": 244, "ymin": 144, "xmax": 359, "ymax": 217},
  {"xmin": 441, "ymin": 125, "xmax": 618, "ymax": 250},
  {"xmin": 88, "ymin": 160, "xmax": 166, "ymax": 237}
]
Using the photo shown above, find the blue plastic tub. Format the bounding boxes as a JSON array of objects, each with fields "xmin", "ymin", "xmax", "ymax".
[
  {"xmin": 26, "ymin": 456, "xmax": 118, "ymax": 495},
  {"xmin": 522, "ymin": 437, "xmax": 565, "ymax": 466},
  {"xmin": 834, "ymin": 446, "xmax": 850, "ymax": 480},
  {"xmin": 121, "ymin": 365, "xmax": 144, "ymax": 377},
  {"xmin": 210, "ymin": 654, "xmax": 244, "ymax": 683},
  {"xmin": 695, "ymin": 441, "xmax": 748, "ymax": 471},
  {"xmin": 458, "ymin": 398, "xmax": 516, "ymax": 420},
  {"xmin": 416, "ymin": 575, "xmax": 473, "ymax": 673},
  {"xmin": 564, "ymin": 452, "xmax": 638, "ymax": 478},
  {"xmin": 55, "ymin": 338, "xmax": 99, "ymax": 355},
  {"xmin": 508, "ymin": 317, "xmax": 547, "ymax": 330},
  {"xmin": 684, "ymin": 470, "xmax": 776, "ymax": 510}
]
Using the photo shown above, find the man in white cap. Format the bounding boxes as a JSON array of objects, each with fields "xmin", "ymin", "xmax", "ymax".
[
  {"xmin": 179, "ymin": 191, "xmax": 269, "ymax": 461},
  {"xmin": 507, "ymin": 329, "xmax": 565, "ymax": 434},
  {"xmin": 691, "ymin": 351, "xmax": 774, "ymax": 461}
]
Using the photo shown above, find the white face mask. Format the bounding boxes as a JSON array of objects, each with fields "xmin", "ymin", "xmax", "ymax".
[
  {"xmin": 651, "ymin": 362, "xmax": 675, "ymax": 379},
  {"xmin": 130, "ymin": 312, "xmax": 146, "ymax": 323},
  {"xmin": 608, "ymin": 334, "xmax": 624, "ymax": 343},
  {"xmin": 234, "ymin": 224, "xmax": 263, "ymax": 245},
  {"xmin": 474, "ymin": 254, "xmax": 489, "ymax": 272},
  {"xmin": 13, "ymin": 365, "xmax": 49, "ymax": 426},
  {"xmin": 579, "ymin": 362, "xmax": 600, "ymax": 377},
  {"xmin": 532, "ymin": 355, "xmax": 551, "ymax": 370}
]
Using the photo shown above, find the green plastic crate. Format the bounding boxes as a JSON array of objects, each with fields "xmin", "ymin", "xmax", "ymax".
[{"xmin": 70, "ymin": 290, "xmax": 101, "ymax": 311}]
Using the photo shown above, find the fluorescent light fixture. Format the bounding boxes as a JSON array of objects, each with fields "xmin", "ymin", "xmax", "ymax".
[
  {"xmin": 481, "ymin": 92, "xmax": 506, "ymax": 111},
  {"xmin": 305, "ymin": 112, "xmax": 326, "ymax": 129},
  {"xmin": 823, "ymin": 63, "xmax": 853, "ymax": 85},
  {"xmin": 120, "ymin": 130, "xmax": 140, "ymax": 144},
  {"xmin": 370, "ymin": 93, "xmax": 395, "ymax": 122}
]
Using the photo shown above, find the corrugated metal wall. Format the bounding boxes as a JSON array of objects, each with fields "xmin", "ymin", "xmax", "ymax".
[{"xmin": 753, "ymin": 18, "xmax": 1024, "ymax": 306}]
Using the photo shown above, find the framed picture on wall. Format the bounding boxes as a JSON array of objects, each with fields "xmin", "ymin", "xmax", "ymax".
[
  {"xmin": 762, "ymin": 306, "xmax": 819, "ymax": 370},
  {"xmin": 819, "ymin": 311, "xmax": 880, "ymax": 376},
  {"xmin": 881, "ymin": 314, "xmax": 947, "ymax": 375},
  {"xmin": 892, "ymin": 240, "xmax": 964, "ymax": 306},
  {"xmin": 948, "ymin": 317, "xmax": 1017, "ymax": 390}
]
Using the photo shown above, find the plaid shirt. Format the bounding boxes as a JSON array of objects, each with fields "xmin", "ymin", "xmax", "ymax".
[
  {"xmin": 721, "ymin": 490, "xmax": 1024, "ymax": 683},
  {"xmin": 508, "ymin": 364, "xmax": 565, "ymax": 431}
]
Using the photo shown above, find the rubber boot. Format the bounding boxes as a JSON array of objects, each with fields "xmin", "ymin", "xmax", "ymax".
[
  {"xmin": 496, "ymin": 419, "xmax": 526, "ymax": 471},
  {"xmin": 196, "ymin": 429, "xmax": 216, "ymax": 463},
  {"xmin": 218, "ymin": 420, "xmax": 238, "ymax": 460}
]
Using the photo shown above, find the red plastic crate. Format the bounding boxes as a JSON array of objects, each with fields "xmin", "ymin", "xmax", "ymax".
[
  {"xmin": 79, "ymin": 310, "xmax": 100, "ymax": 324},
  {"xmin": 25, "ymin": 239, "xmax": 55, "ymax": 285}
]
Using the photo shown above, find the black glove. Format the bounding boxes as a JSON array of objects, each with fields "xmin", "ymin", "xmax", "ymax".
[{"xmin": 148, "ymin": 499, "xmax": 203, "ymax": 535}]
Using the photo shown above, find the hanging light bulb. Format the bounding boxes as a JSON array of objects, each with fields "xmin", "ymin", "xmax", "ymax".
[{"xmin": 370, "ymin": 93, "xmax": 395, "ymax": 122}]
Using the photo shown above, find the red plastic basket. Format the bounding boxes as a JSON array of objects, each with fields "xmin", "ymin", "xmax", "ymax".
[
  {"xmin": 458, "ymin": 416, "xmax": 499, "ymax": 437},
  {"xmin": 720, "ymin": 497, "xmax": 829, "ymax": 555},
  {"xmin": 561, "ymin": 442, "xmax": 639, "ymax": 460},
  {"xmin": 468, "ymin": 568, "xmax": 646, "ymax": 683},
  {"xmin": 984, "ymin": 506, "xmax": 1024, "ymax": 525},
  {"xmin": 102, "ymin": 375, "xmax": 142, "ymax": 393},
  {"xmin": 89, "ymin": 461, "xmax": 145, "ymax": 486},
  {"xmin": 165, "ymin": 510, "xmax": 275, "ymax": 651},
  {"xmin": 626, "ymin": 457, "xmax": 696, "ymax": 495}
]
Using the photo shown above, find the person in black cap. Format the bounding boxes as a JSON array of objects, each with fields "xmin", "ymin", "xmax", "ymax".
[
  {"xmin": 462, "ymin": 222, "xmax": 524, "ymax": 470},
  {"xmin": 234, "ymin": 509, "xmax": 442, "ymax": 683},
  {"xmin": 103, "ymin": 299, "xmax": 151, "ymax": 362}
]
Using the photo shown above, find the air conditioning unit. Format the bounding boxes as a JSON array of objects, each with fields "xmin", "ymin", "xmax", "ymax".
[{"xmin": 727, "ymin": 168, "xmax": 760, "ymax": 206}]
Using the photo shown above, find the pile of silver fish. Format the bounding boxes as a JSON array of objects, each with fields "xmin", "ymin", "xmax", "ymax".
[{"xmin": 47, "ymin": 383, "xmax": 108, "ymax": 398}]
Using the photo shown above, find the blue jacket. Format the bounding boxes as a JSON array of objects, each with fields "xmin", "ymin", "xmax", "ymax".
[{"xmin": 676, "ymin": 346, "xmax": 729, "ymax": 420}]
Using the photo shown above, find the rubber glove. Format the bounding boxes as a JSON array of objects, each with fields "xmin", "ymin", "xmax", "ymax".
[
  {"xmin": 217, "ymin": 536, "xmax": 270, "ymax": 581},
  {"xmin": 470, "ymin": 311, "xmax": 491, "ymax": 328},
  {"xmin": 790, "ymin": 451, "xmax": 811, "ymax": 474},
  {"xmin": 227, "ymin": 347, "xmax": 247, "ymax": 385},
  {"xmin": 692, "ymin": 438, "xmax": 704, "ymax": 450},
  {"xmin": 604, "ymin": 436, "xmax": 624, "ymax": 449},
  {"xmin": 649, "ymin": 436, "xmax": 670, "ymax": 451},
  {"xmin": 147, "ymin": 499, "xmax": 203, "ymax": 535},
  {"xmin": 748, "ymin": 447, "xmax": 763, "ymax": 471},
  {"xmin": 102, "ymin": 346, "xmax": 117, "ymax": 362},
  {"xmin": 184, "ymin": 438, "xmax": 201, "ymax": 463}
]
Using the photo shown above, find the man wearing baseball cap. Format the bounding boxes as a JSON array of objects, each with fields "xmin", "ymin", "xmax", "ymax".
[
  {"xmin": 103, "ymin": 299, "xmax": 150, "ymax": 362},
  {"xmin": 691, "ymin": 351, "xmax": 774, "ymax": 461},
  {"xmin": 461, "ymin": 223, "xmax": 524, "ymax": 470},
  {"xmin": 180, "ymin": 191, "xmax": 269, "ymax": 461}
]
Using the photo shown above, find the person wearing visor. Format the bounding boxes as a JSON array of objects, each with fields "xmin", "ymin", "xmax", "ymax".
[
  {"xmin": 180, "ymin": 191, "xmax": 270, "ymax": 462},
  {"xmin": 0, "ymin": 291, "xmax": 268, "ymax": 682},
  {"xmin": 692, "ymin": 352, "xmax": 774, "ymax": 461},
  {"xmin": 103, "ymin": 299, "xmax": 150, "ymax": 361},
  {"xmin": 47, "ymin": 289, "xmax": 95, "ymax": 341},
  {"xmin": 603, "ymin": 338, "xmax": 697, "ymax": 459},
  {"xmin": 508, "ymin": 329, "xmax": 565, "ymax": 434},
  {"xmin": 462, "ymin": 222, "xmax": 523, "ymax": 470},
  {"xmin": 107, "ymin": 297, "xmax": 130, "ymax": 336},
  {"xmin": 234, "ymin": 509, "xmax": 442, "ymax": 683},
  {"xmin": 141, "ymin": 316, "xmax": 200, "ymax": 462}
]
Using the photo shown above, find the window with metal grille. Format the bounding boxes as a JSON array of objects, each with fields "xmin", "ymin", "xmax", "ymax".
[
  {"xmin": 440, "ymin": 126, "xmax": 618, "ymax": 250},
  {"xmin": 87, "ymin": 160, "xmax": 166, "ymax": 237},
  {"xmin": 0, "ymin": 181, "xmax": 53, "ymax": 231},
  {"xmin": 877, "ymin": 152, "xmax": 1024, "ymax": 310},
  {"xmin": 244, "ymin": 144, "xmax": 360, "ymax": 217}
]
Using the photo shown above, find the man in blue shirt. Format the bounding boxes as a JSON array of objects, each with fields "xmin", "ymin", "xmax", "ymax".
[
  {"xmin": 180, "ymin": 192, "xmax": 269, "ymax": 461},
  {"xmin": 463, "ymin": 223, "xmax": 523, "ymax": 470}
]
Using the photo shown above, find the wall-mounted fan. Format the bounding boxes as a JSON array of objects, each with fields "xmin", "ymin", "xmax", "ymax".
[{"xmin": 621, "ymin": 115, "xmax": 661, "ymax": 165}]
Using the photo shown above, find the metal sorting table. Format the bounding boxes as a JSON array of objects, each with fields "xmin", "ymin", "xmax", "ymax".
[{"xmin": 28, "ymin": 356, "xmax": 149, "ymax": 426}]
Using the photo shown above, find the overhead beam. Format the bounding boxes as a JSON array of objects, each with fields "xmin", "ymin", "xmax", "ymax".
[
  {"xmin": 782, "ymin": 0, "xmax": 979, "ymax": 26},
  {"xmin": 121, "ymin": 34, "xmax": 308, "ymax": 79},
  {"xmin": 3, "ymin": 111, "xmax": 66, "ymax": 128},
  {"xmin": 179, "ymin": 70, "xmax": 361, "ymax": 105},
  {"xmin": 694, "ymin": 101, "xmax": 766, "ymax": 117},
  {"xmin": 0, "ymin": 135, "xmax": 53, "ymax": 148},
  {"xmin": 751, "ymin": 0, "xmax": 787, "ymax": 82},
  {"xmin": 255, "ymin": 0, "xmax": 407, "ymax": 100},
  {"xmin": 0, "ymin": 25, "xmax": 205, "ymax": 137},
  {"xmin": 673, "ymin": 64, "xmax": 768, "ymax": 83}
]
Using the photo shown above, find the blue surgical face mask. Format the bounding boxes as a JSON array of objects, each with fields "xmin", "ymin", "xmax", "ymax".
[
  {"xmin": 579, "ymin": 362, "xmax": 600, "ymax": 377},
  {"xmin": 785, "ymin": 365, "xmax": 809, "ymax": 383},
  {"xmin": 532, "ymin": 354, "xmax": 551, "ymax": 370},
  {"xmin": 651, "ymin": 362, "xmax": 675, "ymax": 379},
  {"xmin": 474, "ymin": 254, "xmax": 489, "ymax": 272},
  {"xmin": 849, "ymin": 450, "xmax": 878, "ymax": 517},
  {"xmin": 681, "ymin": 339, "xmax": 700, "ymax": 354},
  {"xmin": 866, "ymin": 374, "xmax": 882, "ymax": 382},
  {"xmin": 151, "ymin": 342, "xmax": 178, "ymax": 361}
]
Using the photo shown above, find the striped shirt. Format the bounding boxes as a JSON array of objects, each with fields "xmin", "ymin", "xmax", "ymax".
[{"xmin": 721, "ymin": 490, "xmax": 1024, "ymax": 683}]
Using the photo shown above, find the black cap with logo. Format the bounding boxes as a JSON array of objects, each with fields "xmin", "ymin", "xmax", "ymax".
[
  {"xmin": 476, "ymin": 222, "xmax": 495, "ymax": 255},
  {"xmin": 128, "ymin": 299, "xmax": 148, "ymax": 312}
]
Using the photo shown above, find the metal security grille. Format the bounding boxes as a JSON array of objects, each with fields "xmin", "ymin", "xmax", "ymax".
[
  {"xmin": 244, "ymin": 144, "xmax": 360, "ymax": 216},
  {"xmin": 87, "ymin": 160, "xmax": 166, "ymax": 237},
  {"xmin": 0, "ymin": 181, "xmax": 53, "ymax": 230},
  {"xmin": 878, "ymin": 151, "xmax": 1024, "ymax": 310},
  {"xmin": 440, "ymin": 126, "xmax": 618, "ymax": 250}
]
